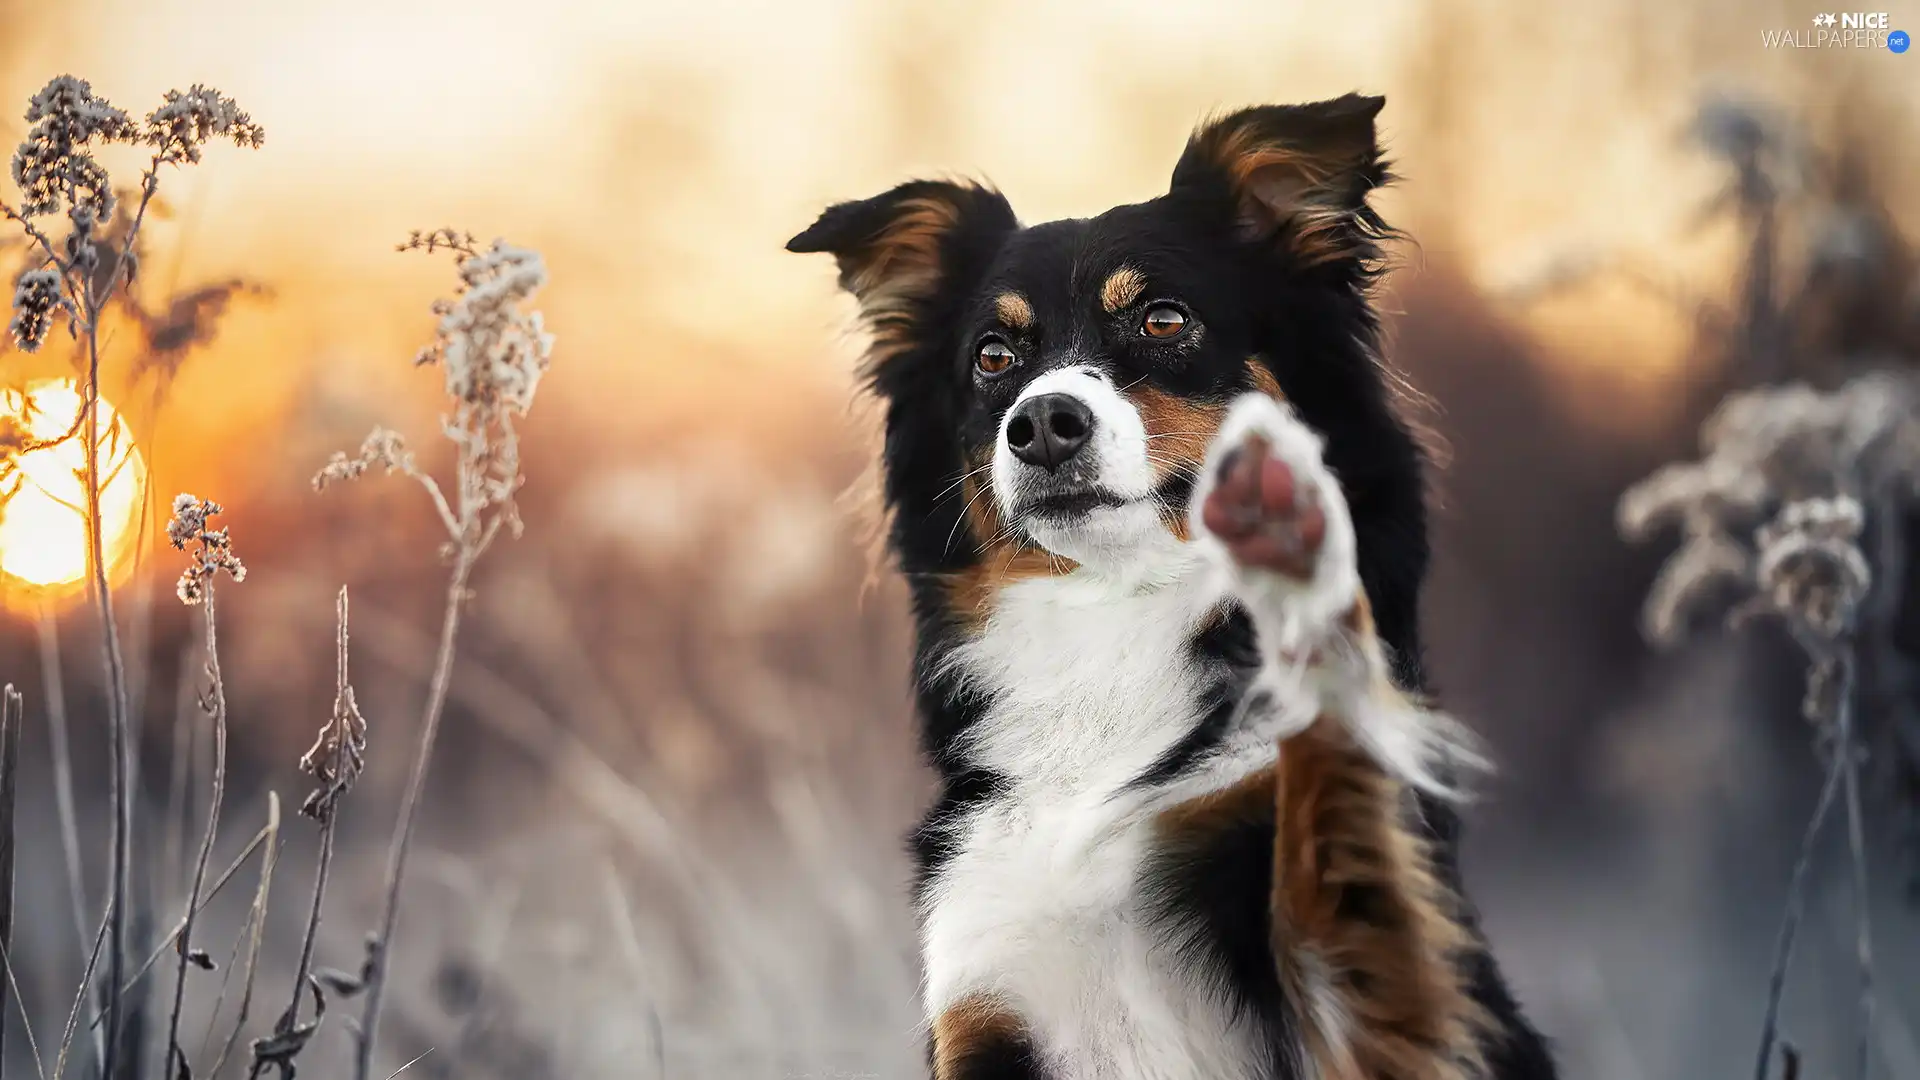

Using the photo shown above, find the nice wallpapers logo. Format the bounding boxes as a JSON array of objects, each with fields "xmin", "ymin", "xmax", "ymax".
[{"xmin": 1762, "ymin": 11, "xmax": 1910, "ymax": 49}]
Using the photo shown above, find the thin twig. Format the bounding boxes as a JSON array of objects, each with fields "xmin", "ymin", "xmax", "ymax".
[
  {"xmin": 86, "ymin": 820, "xmax": 273, "ymax": 1033},
  {"xmin": 54, "ymin": 904, "xmax": 111, "ymax": 1080},
  {"xmin": 1838, "ymin": 661, "xmax": 1876, "ymax": 1080},
  {"xmin": 1, "ymin": 685, "xmax": 23, "ymax": 1077},
  {"xmin": 208, "ymin": 792, "xmax": 281, "ymax": 1077},
  {"xmin": 387, "ymin": 1047, "xmax": 434, "ymax": 1078},
  {"xmin": 256, "ymin": 587, "xmax": 357, "ymax": 1079},
  {"xmin": 164, "ymin": 644, "xmax": 197, "ymax": 924},
  {"xmin": 34, "ymin": 608, "xmax": 91, "ymax": 968},
  {"xmin": 82, "ymin": 257, "xmax": 136, "ymax": 1080},
  {"xmin": 161, "ymin": 580, "xmax": 231, "ymax": 1077},
  {"xmin": 0, "ymin": 918, "xmax": 48, "ymax": 1080},
  {"xmin": 354, "ymin": 552, "xmax": 476, "ymax": 1078},
  {"xmin": 1753, "ymin": 659, "xmax": 1852, "ymax": 1080}
]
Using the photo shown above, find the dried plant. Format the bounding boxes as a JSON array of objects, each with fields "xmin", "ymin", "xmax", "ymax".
[
  {"xmin": 159, "ymin": 494, "xmax": 245, "ymax": 1079},
  {"xmin": 1621, "ymin": 374, "xmax": 1920, "ymax": 1080},
  {"xmin": 1618, "ymin": 375, "xmax": 1920, "ymax": 648},
  {"xmin": 2, "ymin": 75, "xmax": 262, "ymax": 1078},
  {"xmin": 314, "ymin": 231, "xmax": 553, "ymax": 1078},
  {"xmin": 1510, "ymin": 84, "xmax": 1920, "ymax": 1080},
  {"xmin": 251, "ymin": 587, "xmax": 367, "ymax": 1080},
  {"xmin": 0, "ymin": 684, "xmax": 20, "ymax": 1075}
]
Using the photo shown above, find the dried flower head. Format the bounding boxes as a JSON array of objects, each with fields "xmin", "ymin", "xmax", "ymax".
[
  {"xmin": 5, "ymin": 77, "xmax": 262, "ymax": 328},
  {"xmin": 318, "ymin": 235, "xmax": 553, "ymax": 559},
  {"xmin": 1619, "ymin": 374, "xmax": 1920, "ymax": 647},
  {"xmin": 142, "ymin": 84, "xmax": 264, "ymax": 166},
  {"xmin": 397, "ymin": 228, "xmax": 479, "ymax": 257},
  {"xmin": 168, "ymin": 493, "xmax": 246, "ymax": 604},
  {"xmin": 1639, "ymin": 529, "xmax": 1752, "ymax": 646},
  {"xmin": 1752, "ymin": 496, "xmax": 1871, "ymax": 639},
  {"xmin": 417, "ymin": 240, "xmax": 553, "ymax": 416},
  {"xmin": 9, "ymin": 268, "xmax": 62, "ymax": 351},
  {"xmin": 312, "ymin": 427, "xmax": 416, "ymax": 491},
  {"xmin": 10, "ymin": 75, "xmax": 133, "ymax": 219}
]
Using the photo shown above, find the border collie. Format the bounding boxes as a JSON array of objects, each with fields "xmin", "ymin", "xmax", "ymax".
[{"xmin": 789, "ymin": 93, "xmax": 1557, "ymax": 1080}]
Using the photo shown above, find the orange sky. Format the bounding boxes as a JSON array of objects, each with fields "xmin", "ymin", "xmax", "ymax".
[{"xmin": 3, "ymin": 0, "xmax": 1915, "ymax": 532}]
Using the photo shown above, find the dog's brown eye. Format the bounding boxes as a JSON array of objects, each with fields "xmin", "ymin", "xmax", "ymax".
[
  {"xmin": 976, "ymin": 340, "xmax": 1016, "ymax": 375},
  {"xmin": 1142, "ymin": 306, "xmax": 1187, "ymax": 338}
]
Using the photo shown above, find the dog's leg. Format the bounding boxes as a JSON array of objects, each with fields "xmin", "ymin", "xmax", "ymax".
[
  {"xmin": 1190, "ymin": 393, "xmax": 1490, "ymax": 1080},
  {"xmin": 1189, "ymin": 392, "xmax": 1481, "ymax": 796}
]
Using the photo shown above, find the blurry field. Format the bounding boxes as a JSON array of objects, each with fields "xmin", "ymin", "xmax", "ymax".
[{"xmin": 2, "ymin": 0, "xmax": 1918, "ymax": 1077}]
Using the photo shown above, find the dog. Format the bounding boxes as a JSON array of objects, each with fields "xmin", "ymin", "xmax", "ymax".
[{"xmin": 788, "ymin": 93, "xmax": 1557, "ymax": 1080}]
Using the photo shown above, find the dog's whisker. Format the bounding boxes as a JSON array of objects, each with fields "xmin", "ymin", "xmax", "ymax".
[
  {"xmin": 943, "ymin": 477, "xmax": 1000, "ymax": 558},
  {"xmin": 934, "ymin": 461, "xmax": 996, "ymax": 504}
]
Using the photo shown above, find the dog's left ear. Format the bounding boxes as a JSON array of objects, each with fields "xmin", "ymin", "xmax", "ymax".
[
  {"xmin": 787, "ymin": 180, "xmax": 1017, "ymax": 326},
  {"xmin": 1170, "ymin": 94, "xmax": 1390, "ymax": 266}
]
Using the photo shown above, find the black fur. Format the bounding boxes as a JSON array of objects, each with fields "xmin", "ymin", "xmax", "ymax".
[
  {"xmin": 791, "ymin": 94, "xmax": 1556, "ymax": 1079},
  {"xmin": 1140, "ymin": 774, "xmax": 1303, "ymax": 1077},
  {"xmin": 1129, "ymin": 608, "xmax": 1262, "ymax": 791}
]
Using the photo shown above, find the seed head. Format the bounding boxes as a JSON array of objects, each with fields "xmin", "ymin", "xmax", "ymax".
[
  {"xmin": 168, "ymin": 493, "xmax": 245, "ymax": 605},
  {"xmin": 9, "ymin": 268, "xmax": 62, "ymax": 352}
]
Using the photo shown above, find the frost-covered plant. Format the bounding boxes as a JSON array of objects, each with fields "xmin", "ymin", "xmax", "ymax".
[
  {"xmin": 1619, "ymin": 374, "xmax": 1920, "ymax": 648},
  {"xmin": 1619, "ymin": 371, "xmax": 1920, "ymax": 1080},
  {"xmin": 1, "ymin": 75, "xmax": 262, "ymax": 1080},
  {"xmin": 161, "ymin": 494, "xmax": 245, "ymax": 1078},
  {"xmin": 251, "ymin": 588, "xmax": 370, "ymax": 1080},
  {"xmin": 313, "ymin": 230, "xmax": 553, "ymax": 1079}
]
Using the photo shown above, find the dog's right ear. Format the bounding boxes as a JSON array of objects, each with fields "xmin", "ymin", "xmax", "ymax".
[{"xmin": 787, "ymin": 180, "xmax": 1017, "ymax": 327}]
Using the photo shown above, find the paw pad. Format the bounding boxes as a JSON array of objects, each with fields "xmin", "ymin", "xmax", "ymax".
[{"xmin": 1200, "ymin": 434, "xmax": 1328, "ymax": 579}]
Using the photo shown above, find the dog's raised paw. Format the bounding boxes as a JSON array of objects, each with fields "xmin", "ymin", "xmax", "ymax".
[
  {"xmin": 1191, "ymin": 394, "xmax": 1361, "ymax": 640},
  {"xmin": 1200, "ymin": 434, "xmax": 1327, "ymax": 579}
]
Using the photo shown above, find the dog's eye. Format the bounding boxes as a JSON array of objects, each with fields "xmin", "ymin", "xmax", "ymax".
[
  {"xmin": 1142, "ymin": 306, "xmax": 1187, "ymax": 339},
  {"xmin": 976, "ymin": 339, "xmax": 1016, "ymax": 376}
]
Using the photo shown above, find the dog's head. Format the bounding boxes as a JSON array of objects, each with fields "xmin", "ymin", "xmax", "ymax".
[{"xmin": 790, "ymin": 94, "xmax": 1429, "ymax": 654}]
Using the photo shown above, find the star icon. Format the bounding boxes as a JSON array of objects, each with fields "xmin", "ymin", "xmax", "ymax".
[{"xmin": 1813, "ymin": 12, "xmax": 1837, "ymax": 26}]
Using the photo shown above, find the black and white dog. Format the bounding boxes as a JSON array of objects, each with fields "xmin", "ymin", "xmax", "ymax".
[{"xmin": 789, "ymin": 93, "xmax": 1557, "ymax": 1080}]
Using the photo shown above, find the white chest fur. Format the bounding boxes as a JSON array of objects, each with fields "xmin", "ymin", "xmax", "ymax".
[{"xmin": 920, "ymin": 557, "xmax": 1277, "ymax": 1079}]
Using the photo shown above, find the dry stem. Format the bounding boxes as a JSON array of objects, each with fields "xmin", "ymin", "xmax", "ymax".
[
  {"xmin": 160, "ymin": 583, "xmax": 229, "ymax": 1076},
  {"xmin": 1, "ymin": 685, "xmax": 19, "ymax": 1075},
  {"xmin": 354, "ymin": 551, "xmax": 476, "ymax": 1078}
]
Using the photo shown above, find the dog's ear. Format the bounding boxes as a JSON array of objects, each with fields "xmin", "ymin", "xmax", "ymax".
[
  {"xmin": 1170, "ymin": 94, "xmax": 1390, "ymax": 267},
  {"xmin": 788, "ymin": 180, "xmax": 1017, "ymax": 327}
]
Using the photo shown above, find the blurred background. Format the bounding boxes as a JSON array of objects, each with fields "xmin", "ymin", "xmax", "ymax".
[{"xmin": 1, "ymin": 0, "xmax": 1917, "ymax": 1076}]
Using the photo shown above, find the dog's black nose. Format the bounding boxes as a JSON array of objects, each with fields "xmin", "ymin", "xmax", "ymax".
[{"xmin": 1006, "ymin": 393, "xmax": 1094, "ymax": 471}]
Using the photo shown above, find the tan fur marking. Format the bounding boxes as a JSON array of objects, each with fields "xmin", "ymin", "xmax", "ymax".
[
  {"xmin": 848, "ymin": 195, "xmax": 965, "ymax": 369},
  {"xmin": 1157, "ymin": 762, "xmax": 1278, "ymax": 840},
  {"xmin": 1100, "ymin": 266, "xmax": 1147, "ymax": 313},
  {"xmin": 832, "ymin": 196, "xmax": 973, "ymax": 587},
  {"xmin": 1246, "ymin": 357, "xmax": 1285, "ymax": 400},
  {"xmin": 1125, "ymin": 385, "xmax": 1227, "ymax": 541},
  {"xmin": 994, "ymin": 291, "xmax": 1034, "ymax": 329},
  {"xmin": 1128, "ymin": 357, "xmax": 1286, "ymax": 541},
  {"xmin": 1271, "ymin": 711, "xmax": 1491, "ymax": 1080},
  {"xmin": 1200, "ymin": 126, "xmax": 1368, "ymax": 268},
  {"xmin": 942, "ymin": 470, "xmax": 1077, "ymax": 624},
  {"xmin": 932, "ymin": 994, "xmax": 1029, "ymax": 1080}
]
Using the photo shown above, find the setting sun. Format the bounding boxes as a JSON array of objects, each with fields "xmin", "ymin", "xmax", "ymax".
[{"xmin": 0, "ymin": 379, "xmax": 148, "ymax": 590}]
